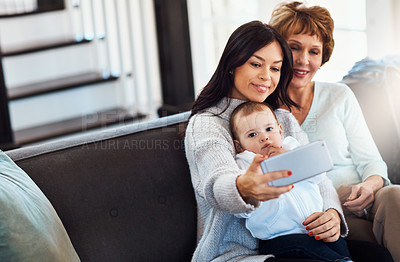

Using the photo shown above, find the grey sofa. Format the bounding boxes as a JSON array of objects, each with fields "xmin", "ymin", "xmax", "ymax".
[
  {"xmin": 4, "ymin": 57, "xmax": 398, "ymax": 261},
  {"xmin": 5, "ymin": 112, "xmax": 197, "ymax": 262}
]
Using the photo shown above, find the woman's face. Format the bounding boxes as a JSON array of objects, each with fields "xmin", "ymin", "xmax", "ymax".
[
  {"xmin": 287, "ymin": 33, "xmax": 323, "ymax": 89},
  {"xmin": 231, "ymin": 41, "xmax": 283, "ymax": 102}
]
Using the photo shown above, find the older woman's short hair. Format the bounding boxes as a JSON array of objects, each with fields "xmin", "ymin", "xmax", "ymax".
[{"xmin": 269, "ymin": 1, "xmax": 334, "ymax": 66}]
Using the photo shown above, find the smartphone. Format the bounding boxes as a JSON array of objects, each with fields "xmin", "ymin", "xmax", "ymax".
[{"xmin": 261, "ymin": 140, "xmax": 333, "ymax": 186}]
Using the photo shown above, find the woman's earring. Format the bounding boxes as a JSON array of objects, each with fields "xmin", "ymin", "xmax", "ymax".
[{"xmin": 229, "ymin": 70, "xmax": 233, "ymax": 75}]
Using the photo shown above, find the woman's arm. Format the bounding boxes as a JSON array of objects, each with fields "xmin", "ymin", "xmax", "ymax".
[
  {"xmin": 341, "ymin": 85, "xmax": 389, "ymax": 214},
  {"xmin": 343, "ymin": 86, "xmax": 390, "ymax": 186},
  {"xmin": 303, "ymin": 174, "xmax": 348, "ymax": 242},
  {"xmin": 185, "ymin": 114, "xmax": 253, "ymax": 214},
  {"xmin": 343, "ymin": 175, "xmax": 385, "ymax": 215},
  {"xmin": 185, "ymin": 114, "xmax": 292, "ymax": 214}
]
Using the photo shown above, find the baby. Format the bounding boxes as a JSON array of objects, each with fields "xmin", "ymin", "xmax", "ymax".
[
  {"xmin": 230, "ymin": 102, "xmax": 300, "ymax": 165},
  {"xmin": 230, "ymin": 101, "xmax": 352, "ymax": 262}
]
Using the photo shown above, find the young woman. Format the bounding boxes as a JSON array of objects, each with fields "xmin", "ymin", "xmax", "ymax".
[
  {"xmin": 269, "ymin": 2, "xmax": 400, "ymax": 261},
  {"xmin": 185, "ymin": 20, "xmax": 345, "ymax": 262}
]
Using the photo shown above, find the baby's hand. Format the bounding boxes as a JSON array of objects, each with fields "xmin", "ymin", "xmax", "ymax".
[{"xmin": 265, "ymin": 146, "xmax": 286, "ymax": 158}]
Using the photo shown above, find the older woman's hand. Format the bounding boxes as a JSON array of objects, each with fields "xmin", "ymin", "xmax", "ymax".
[
  {"xmin": 236, "ymin": 154, "xmax": 293, "ymax": 203},
  {"xmin": 303, "ymin": 209, "xmax": 341, "ymax": 242},
  {"xmin": 341, "ymin": 175, "xmax": 384, "ymax": 217}
]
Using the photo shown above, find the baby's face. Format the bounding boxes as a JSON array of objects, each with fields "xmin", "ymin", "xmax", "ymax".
[{"xmin": 234, "ymin": 109, "xmax": 282, "ymax": 155}]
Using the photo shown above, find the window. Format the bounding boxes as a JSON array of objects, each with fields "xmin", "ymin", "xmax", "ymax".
[
  {"xmin": 305, "ymin": 0, "xmax": 367, "ymax": 82},
  {"xmin": 188, "ymin": 0, "xmax": 372, "ymax": 93}
]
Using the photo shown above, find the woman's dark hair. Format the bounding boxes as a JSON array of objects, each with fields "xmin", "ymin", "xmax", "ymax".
[{"xmin": 190, "ymin": 20, "xmax": 295, "ymax": 117}]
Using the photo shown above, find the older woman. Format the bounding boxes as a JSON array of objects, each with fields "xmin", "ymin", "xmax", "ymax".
[
  {"xmin": 269, "ymin": 1, "xmax": 400, "ymax": 261},
  {"xmin": 185, "ymin": 20, "xmax": 345, "ymax": 262}
]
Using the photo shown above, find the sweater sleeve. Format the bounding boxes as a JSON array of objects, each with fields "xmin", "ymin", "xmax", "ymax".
[
  {"xmin": 185, "ymin": 114, "xmax": 260, "ymax": 214},
  {"xmin": 275, "ymin": 109, "xmax": 309, "ymax": 146},
  {"xmin": 342, "ymin": 86, "xmax": 390, "ymax": 185},
  {"xmin": 318, "ymin": 174, "xmax": 349, "ymax": 237}
]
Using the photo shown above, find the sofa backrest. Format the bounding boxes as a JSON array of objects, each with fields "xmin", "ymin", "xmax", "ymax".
[
  {"xmin": 6, "ymin": 112, "xmax": 197, "ymax": 262},
  {"xmin": 343, "ymin": 57, "xmax": 400, "ymax": 184}
]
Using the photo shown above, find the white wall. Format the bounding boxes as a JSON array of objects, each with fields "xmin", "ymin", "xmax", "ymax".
[
  {"xmin": 188, "ymin": 0, "xmax": 400, "ymax": 94},
  {"xmin": 366, "ymin": 0, "xmax": 400, "ymax": 58}
]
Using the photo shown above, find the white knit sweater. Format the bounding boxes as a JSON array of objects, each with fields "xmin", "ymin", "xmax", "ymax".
[
  {"xmin": 302, "ymin": 81, "xmax": 389, "ymax": 188},
  {"xmin": 184, "ymin": 97, "xmax": 346, "ymax": 262}
]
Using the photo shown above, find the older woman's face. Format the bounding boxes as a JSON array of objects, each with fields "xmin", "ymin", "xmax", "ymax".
[
  {"xmin": 287, "ymin": 33, "xmax": 323, "ymax": 89},
  {"xmin": 230, "ymin": 41, "xmax": 283, "ymax": 102}
]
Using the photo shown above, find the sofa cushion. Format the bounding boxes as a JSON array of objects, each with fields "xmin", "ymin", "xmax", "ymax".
[{"xmin": 0, "ymin": 151, "xmax": 80, "ymax": 262}]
